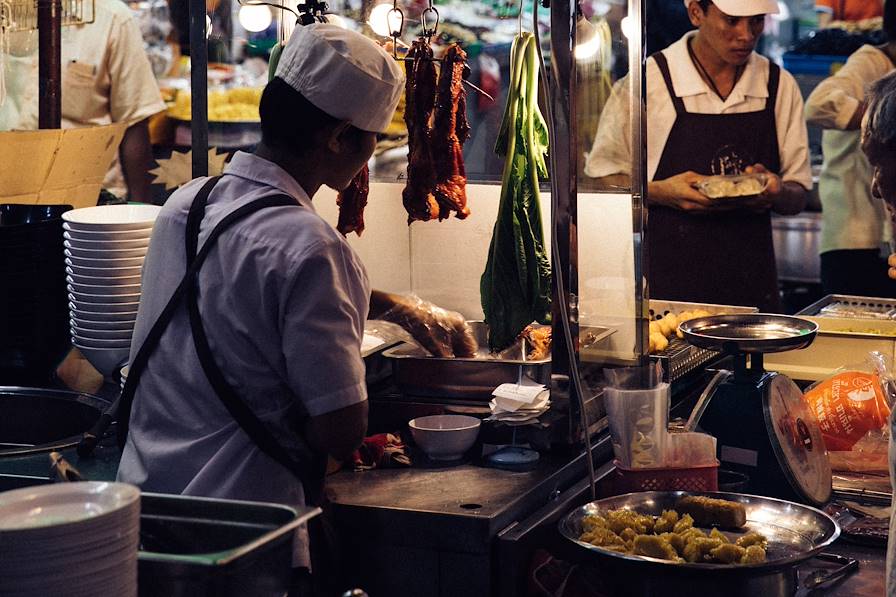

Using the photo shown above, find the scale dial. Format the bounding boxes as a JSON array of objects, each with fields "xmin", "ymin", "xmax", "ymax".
[{"xmin": 763, "ymin": 374, "xmax": 832, "ymax": 506}]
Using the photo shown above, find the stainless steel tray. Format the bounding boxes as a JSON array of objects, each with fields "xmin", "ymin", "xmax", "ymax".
[
  {"xmin": 680, "ymin": 314, "xmax": 818, "ymax": 354},
  {"xmin": 138, "ymin": 493, "xmax": 319, "ymax": 597},
  {"xmin": 382, "ymin": 321, "xmax": 553, "ymax": 399},
  {"xmin": 797, "ymin": 294, "xmax": 896, "ymax": 321},
  {"xmin": 650, "ymin": 300, "xmax": 759, "ymax": 381},
  {"xmin": 559, "ymin": 491, "xmax": 840, "ymax": 596}
]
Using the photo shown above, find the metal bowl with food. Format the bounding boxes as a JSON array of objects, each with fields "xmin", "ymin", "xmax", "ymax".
[
  {"xmin": 696, "ymin": 173, "xmax": 768, "ymax": 199},
  {"xmin": 558, "ymin": 491, "xmax": 840, "ymax": 597}
]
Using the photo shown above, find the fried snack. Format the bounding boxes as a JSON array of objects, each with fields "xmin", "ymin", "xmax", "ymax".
[
  {"xmin": 672, "ymin": 513, "xmax": 695, "ymax": 534},
  {"xmin": 633, "ymin": 534, "xmax": 679, "ymax": 561},
  {"xmin": 654, "ymin": 510, "xmax": 680, "ymax": 534},
  {"xmin": 581, "ymin": 514, "xmax": 608, "ymax": 531},
  {"xmin": 741, "ymin": 544, "xmax": 767, "ymax": 564},
  {"xmin": 581, "ymin": 525, "xmax": 625, "ymax": 549},
  {"xmin": 735, "ymin": 532, "xmax": 768, "ymax": 549},
  {"xmin": 683, "ymin": 537, "xmax": 723, "ymax": 563},
  {"xmin": 710, "ymin": 543, "xmax": 747, "ymax": 564},
  {"xmin": 709, "ymin": 528, "xmax": 730, "ymax": 543},
  {"xmin": 675, "ymin": 496, "xmax": 747, "ymax": 528},
  {"xmin": 606, "ymin": 509, "xmax": 654, "ymax": 535},
  {"xmin": 661, "ymin": 532, "xmax": 686, "ymax": 554}
]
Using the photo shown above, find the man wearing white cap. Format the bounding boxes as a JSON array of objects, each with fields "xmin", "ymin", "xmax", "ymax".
[
  {"xmin": 117, "ymin": 23, "xmax": 475, "ymax": 592},
  {"xmin": 585, "ymin": 0, "xmax": 812, "ymax": 312}
]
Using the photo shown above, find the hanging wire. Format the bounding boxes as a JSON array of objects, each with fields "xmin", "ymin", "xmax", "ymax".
[
  {"xmin": 388, "ymin": 0, "xmax": 404, "ymax": 58},
  {"xmin": 420, "ymin": 0, "xmax": 439, "ymax": 41}
]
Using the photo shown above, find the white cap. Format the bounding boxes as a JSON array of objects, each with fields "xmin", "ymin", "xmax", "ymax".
[
  {"xmin": 275, "ymin": 24, "xmax": 405, "ymax": 133},
  {"xmin": 683, "ymin": 0, "xmax": 779, "ymax": 16}
]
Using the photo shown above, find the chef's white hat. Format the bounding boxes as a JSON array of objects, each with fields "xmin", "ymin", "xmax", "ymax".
[
  {"xmin": 682, "ymin": 0, "xmax": 779, "ymax": 16},
  {"xmin": 275, "ymin": 23, "xmax": 405, "ymax": 134}
]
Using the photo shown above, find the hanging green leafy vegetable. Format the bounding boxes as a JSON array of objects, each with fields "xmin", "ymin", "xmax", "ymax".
[{"xmin": 480, "ymin": 32, "xmax": 551, "ymax": 352}]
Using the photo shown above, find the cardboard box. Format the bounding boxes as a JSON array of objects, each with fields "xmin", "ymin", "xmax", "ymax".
[{"xmin": 0, "ymin": 123, "xmax": 125, "ymax": 208}]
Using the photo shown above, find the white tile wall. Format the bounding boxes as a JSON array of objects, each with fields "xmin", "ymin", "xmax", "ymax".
[{"xmin": 316, "ymin": 182, "xmax": 638, "ymax": 351}]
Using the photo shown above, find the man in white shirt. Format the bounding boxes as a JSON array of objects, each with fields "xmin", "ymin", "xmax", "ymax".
[
  {"xmin": 0, "ymin": 0, "xmax": 165, "ymax": 202},
  {"xmin": 805, "ymin": 1, "xmax": 896, "ymax": 297},
  {"xmin": 586, "ymin": 0, "xmax": 812, "ymax": 312}
]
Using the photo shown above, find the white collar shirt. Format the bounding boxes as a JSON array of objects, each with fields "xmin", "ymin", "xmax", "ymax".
[
  {"xmin": 584, "ymin": 31, "xmax": 812, "ymax": 189},
  {"xmin": 117, "ymin": 152, "xmax": 370, "ymax": 567}
]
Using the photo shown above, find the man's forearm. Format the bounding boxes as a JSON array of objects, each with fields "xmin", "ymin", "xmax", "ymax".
[
  {"xmin": 772, "ymin": 182, "xmax": 809, "ymax": 216},
  {"xmin": 119, "ymin": 119, "xmax": 153, "ymax": 203}
]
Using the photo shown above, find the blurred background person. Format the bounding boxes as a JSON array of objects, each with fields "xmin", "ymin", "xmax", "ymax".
[{"xmin": 805, "ymin": 0, "xmax": 896, "ymax": 297}]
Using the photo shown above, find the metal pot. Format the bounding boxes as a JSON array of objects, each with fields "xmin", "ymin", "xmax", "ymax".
[
  {"xmin": 772, "ymin": 214, "xmax": 821, "ymax": 284},
  {"xmin": 558, "ymin": 491, "xmax": 840, "ymax": 597}
]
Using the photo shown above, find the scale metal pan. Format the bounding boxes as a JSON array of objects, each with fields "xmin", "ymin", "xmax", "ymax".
[{"xmin": 679, "ymin": 314, "xmax": 818, "ymax": 354}]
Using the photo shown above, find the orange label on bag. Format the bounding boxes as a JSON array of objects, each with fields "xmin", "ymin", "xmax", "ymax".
[{"xmin": 803, "ymin": 371, "xmax": 891, "ymax": 451}]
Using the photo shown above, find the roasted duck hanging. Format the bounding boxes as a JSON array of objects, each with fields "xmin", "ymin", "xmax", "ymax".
[
  {"xmin": 336, "ymin": 164, "xmax": 369, "ymax": 236},
  {"xmin": 480, "ymin": 32, "xmax": 551, "ymax": 352},
  {"xmin": 402, "ymin": 40, "xmax": 471, "ymax": 223}
]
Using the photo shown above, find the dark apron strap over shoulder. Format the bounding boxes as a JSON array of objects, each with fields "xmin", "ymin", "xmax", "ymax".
[
  {"xmin": 653, "ymin": 51, "xmax": 687, "ymax": 116},
  {"xmin": 765, "ymin": 62, "xmax": 781, "ymax": 114}
]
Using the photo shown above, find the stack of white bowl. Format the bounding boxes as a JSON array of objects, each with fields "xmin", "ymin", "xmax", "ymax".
[
  {"xmin": 0, "ymin": 481, "xmax": 140, "ymax": 597},
  {"xmin": 62, "ymin": 205, "xmax": 161, "ymax": 376}
]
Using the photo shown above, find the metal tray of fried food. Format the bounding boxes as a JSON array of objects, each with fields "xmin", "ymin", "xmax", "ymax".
[
  {"xmin": 559, "ymin": 491, "xmax": 840, "ymax": 595},
  {"xmin": 797, "ymin": 294, "xmax": 896, "ymax": 321},
  {"xmin": 382, "ymin": 321, "xmax": 550, "ymax": 399},
  {"xmin": 649, "ymin": 300, "xmax": 759, "ymax": 382}
]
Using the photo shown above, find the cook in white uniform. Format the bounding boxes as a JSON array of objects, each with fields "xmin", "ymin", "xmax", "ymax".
[
  {"xmin": 0, "ymin": 0, "xmax": 165, "ymax": 201},
  {"xmin": 862, "ymin": 70, "xmax": 896, "ymax": 597},
  {"xmin": 116, "ymin": 23, "xmax": 476, "ymax": 589}
]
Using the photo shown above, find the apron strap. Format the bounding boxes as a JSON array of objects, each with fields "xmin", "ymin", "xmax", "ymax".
[
  {"xmin": 765, "ymin": 62, "xmax": 781, "ymax": 114},
  {"xmin": 183, "ymin": 178, "xmax": 328, "ymax": 504},
  {"xmin": 653, "ymin": 52, "xmax": 687, "ymax": 116},
  {"xmin": 117, "ymin": 177, "xmax": 324, "ymax": 501}
]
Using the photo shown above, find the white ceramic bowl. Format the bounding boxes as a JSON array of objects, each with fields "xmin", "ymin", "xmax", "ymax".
[
  {"xmin": 70, "ymin": 325, "xmax": 134, "ymax": 341},
  {"xmin": 69, "ymin": 300, "xmax": 140, "ymax": 315},
  {"xmin": 71, "ymin": 316, "xmax": 136, "ymax": 331},
  {"xmin": 71, "ymin": 335, "xmax": 132, "ymax": 349},
  {"xmin": 67, "ymin": 273, "xmax": 142, "ymax": 287},
  {"xmin": 408, "ymin": 415, "xmax": 481, "ymax": 461},
  {"xmin": 72, "ymin": 345, "xmax": 130, "ymax": 375},
  {"xmin": 64, "ymin": 236, "xmax": 150, "ymax": 250},
  {"xmin": 65, "ymin": 246, "xmax": 148, "ymax": 260},
  {"xmin": 63, "ymin": 225, "xmax": 153, "ymax": 241},
  {"xmin": 66, "ymin": 264, "xmax": 143, "ymax": 279},
  {"xmin": 68, "ymin": 282, "xmax": 142, "ymax": 296},
  {"xmin": 69, "ymin": 291, "xmax": 141, "ymax": 305},
  {"xmin": 66, "ymin": 255, "xmax": 145, "ymax": 269},
  {"xmin": 62, "ymin": 204, "xmax": 161, "ymax": 231}
]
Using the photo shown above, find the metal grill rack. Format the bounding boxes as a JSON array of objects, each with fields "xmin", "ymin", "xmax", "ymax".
[
  {"xmin": 798, "ymin": 294, "xmax": 896, "ymax": 320},
  {"xmin": 3, "ymin": 0, "xmax": 94, "ymax": 32}
]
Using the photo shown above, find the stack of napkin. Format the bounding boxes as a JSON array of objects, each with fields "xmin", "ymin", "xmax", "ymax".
[{"xmin": 488, "ymin": 379, "xmax": 551, "ymax": 425}]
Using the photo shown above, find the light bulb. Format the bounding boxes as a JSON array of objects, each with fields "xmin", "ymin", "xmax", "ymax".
[
  {"xmin": 368, "ymin": 3, "xmax": 401, "ymax": 37},
  {"xmin": 620, "ymin": 15, "xmax": 635, "ymax": 41},
  {"xmin": 239, "ymin": 4, "xmax": 273, "ymax": 33},
  {"xmin": 574, "ymin": 16, "xmax": 600, "ymax": 62},
  {"xmin": 326, "ymin": 13, "xmax": 349, "ymax": 29}
]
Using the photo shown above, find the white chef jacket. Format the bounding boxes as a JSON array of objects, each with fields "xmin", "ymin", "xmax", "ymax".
[
  {"xmin": 0, "ymin": 0, "xmax": 165, "ymax": 197},
  {"xmin": 584, "ymin": 31, "xmax": 812, "ymax": 190},
  {"xmin": 805, "ymin": 45, "xmax": 894, "ymax": 253},
  {"xmin": 117, "ymin": 151, "xmax": 370, "ymax": 567}
]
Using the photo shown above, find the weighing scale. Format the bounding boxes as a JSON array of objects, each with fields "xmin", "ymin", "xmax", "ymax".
[{"xmin": 681, "ymin": 314, "xmax": 832, "ymax": 507}]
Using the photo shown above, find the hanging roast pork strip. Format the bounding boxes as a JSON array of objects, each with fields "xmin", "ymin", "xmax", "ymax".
[
  {"xmin": 431, "ymin": 44, "xmax": 471, "ymax": 221},
  {"xmin": 402, "ymin": 40, "xmax": 440, "ymax": 223},
  {"xmin": 336, "ymin": 163, "xmax": 369, "ymax": 236}
]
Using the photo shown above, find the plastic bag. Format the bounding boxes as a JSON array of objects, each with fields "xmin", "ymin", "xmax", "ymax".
[
  {"xmin": 803, "ymin": 351, "xmax": 896, "ymax": 473},
  {"xmin": 374, "ymin": 294, "xmax": 478, "ymax": 358},
  {"xmin": 603, "ymin": 362, "xmax": 670, "ymax": 468}
]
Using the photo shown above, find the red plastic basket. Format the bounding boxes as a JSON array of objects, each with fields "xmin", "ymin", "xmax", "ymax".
[{"xmin": 601, "ymin": 460, "xmax": 719, "ymax": 496}]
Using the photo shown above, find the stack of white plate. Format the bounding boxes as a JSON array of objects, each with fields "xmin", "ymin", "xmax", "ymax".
[
  {"xmin": 120, "ymin": 364, "xmax": 129, "ymax": 390},
  {"xmin": 0, "ymin": 482, "xmax": 140, "ymax": 597},
  {"xmin": 62, "ymin": 205, "xmax": 161, "ymax": 376}
]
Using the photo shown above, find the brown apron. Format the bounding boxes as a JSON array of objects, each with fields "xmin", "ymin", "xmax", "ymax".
[{"xmin": 649, "ymin": 52, "xmax": 782, "ymax": 312}]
